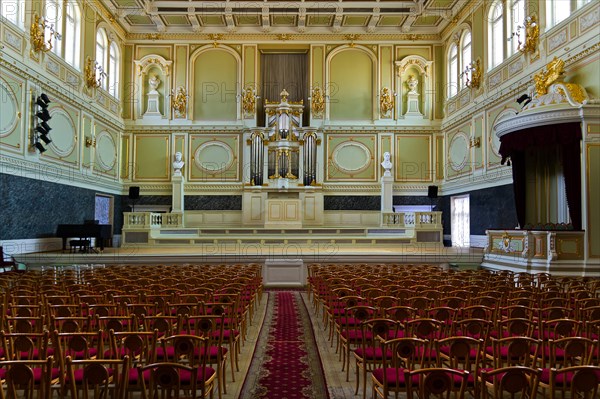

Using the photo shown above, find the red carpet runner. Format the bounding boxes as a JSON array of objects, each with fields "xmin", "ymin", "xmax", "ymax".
[{"xmin": 239, "ymin": 290, "xmax": 329, "ymax": 399}]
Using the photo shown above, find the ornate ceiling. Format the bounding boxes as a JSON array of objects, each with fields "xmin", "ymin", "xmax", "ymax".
[{"xmin": 100, "ymin": 0, "xmax": 468, "ymax": 37}]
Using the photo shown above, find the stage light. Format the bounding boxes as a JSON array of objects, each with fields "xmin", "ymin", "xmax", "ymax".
[
  {"xmin": 31, "ymin": 92, "xmax": 53, "ymax": 153},
  {"xmin": 39, "ymin": 134, "xmax": 52, "ymax": 145},
  {"xmin": 33, "ymin": 142, "xmax": 46, "ymax": 153}
]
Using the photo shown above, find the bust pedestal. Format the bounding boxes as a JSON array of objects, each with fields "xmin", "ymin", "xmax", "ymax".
[
  {"xmin": 172, "ymin": 174, "xmax": 184, "ymax": 213},
  {"xmin": 405, "ymin": 93, "xmax": 422, "ymax": 117},
  {"xmin": 381, "ymin": 175, "xmax": 393, "ymax": 226},
  {"xmin": 144, "ymin": 90, "xmax": 162, "ymax": 117}
]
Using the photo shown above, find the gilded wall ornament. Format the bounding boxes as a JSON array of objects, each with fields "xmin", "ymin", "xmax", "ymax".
[
  {"xmin": 310, "ymin": 87, "xmax": 325, "ymax": 118},
  {"xmin": 379, "ymin": 87, "xmax": 394, "ymax": 117},
  {"xmin": 171, "ymin": 86, "xmax": 189, "ymax": 117}
]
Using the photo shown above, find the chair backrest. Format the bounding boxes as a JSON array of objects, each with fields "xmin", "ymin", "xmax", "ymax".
[
  {"xmin": 549, "ymin": 365, "xmax": 600, "ymax": 399},
  {"xmin": 109, "ymin": 330, "xmax": 158, "ymax": 366},
  {"xmin": 489, "ymin": 337, "xmax": 540, "ymax": 368},
  {"xmin": 138, "ymin": 362, "xmax": 198, "ymax": 399},
  {"xmin": 480, "ymin": 366, "xmax": 541, "ymax": 399},
  {"xmin": 547, "ymin": 337, "xmax": 597, "ymax": 368},
  {"xmin": 0, "ymin": 358, "xmax": 54, "ymax": 399},
  {"xmin": 65, "ymin": 356, "xmax": 130, "ymax": 399},
  {"xmin": 435, "ymin": 336, "xmax": 484, "ymax": 374},
  {"xmin": 405, "ymin": 367, "xmax": 468, "ymax": 399}
]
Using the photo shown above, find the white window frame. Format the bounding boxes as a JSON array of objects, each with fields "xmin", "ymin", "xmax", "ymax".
[
  {"xmin": 448, "ymin": 43, "xmax": 458, "ymax": 98},
  {"xmin": 451, "ymin": 194, "xmax": 471, "ymax": 248},
  {"xmin": 508, "ymin": 0, "xmax": 525, "ymax": 56},
  {"xmin": 489, "ymin": 0, "xmax": 505, "ymax": 69},
  {"xmin": 96, "ymin": 28, "xmax": 109, "ymax": 91},
  {"xmin": 108, "ymin": 42, "xmax": 120, "ymax": 99},
  {"xmin": 460, "ymin": 30, "xmax": 472, "ymax": 89},
  {"xmin": 547, "ymin": 0, "xmax": 571, "ymax": 29},
  {"xmin": 1, "ymin": 0, "xmax": 25, "ymax": 28},
  {"xmin": 64, "ymin": 1, "xmax": 81, "ymax": 69}
]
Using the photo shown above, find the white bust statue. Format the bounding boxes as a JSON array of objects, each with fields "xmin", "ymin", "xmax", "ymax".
[
  {"xmin": 381, "ymin": 151, "xmax": 393, "ymax": 177},
  {"xmin": 407, "ymin": 75, "xmax": 419, "ymax": 94},
  {"xmin": 173, "ymin": 151, "xmax": 184, "ymax": 176},
  {"xmin": 149, "ymin": 74, "xmax": 160, "ymax": 92}
]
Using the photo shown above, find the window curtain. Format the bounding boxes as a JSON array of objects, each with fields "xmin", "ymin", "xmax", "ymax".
[
  {"xmin": 498, "ymin": 122, "xmax": 582, "ymax": 230},
  {"xmin": 258, "ymin": 53, "xmax": 308, "ymax": 127}
]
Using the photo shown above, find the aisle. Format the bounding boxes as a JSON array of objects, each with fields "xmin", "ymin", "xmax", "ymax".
[{"xmin": 239, "ymin": 290, "xmax": 329, "ymax": 399}]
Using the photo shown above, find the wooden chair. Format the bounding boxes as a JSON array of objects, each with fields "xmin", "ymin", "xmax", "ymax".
[
  {"xmin": 480, "ymin": 366, "xmax": 541, "ymax": 399},
  {"xmin": 0, "ymin": 358, "xmax": 54, "ymax": 399},
  {"xmin": 548, "ymin": 365, "xmax": 600, "ymax": 399},
  {"xmin": 371, "ymin": 337, "xmax": 429, "ymax": 399},
  {"xmin": 65, "ymin": 356, "xmax": 130, "ymax": 399},
  {"xmin": 405, "ymin": 367, "xmax": 468, "ymax": 399},
  {"xmin": 353, "ymin": 318, "xmax": 400, "ymax": 399}
]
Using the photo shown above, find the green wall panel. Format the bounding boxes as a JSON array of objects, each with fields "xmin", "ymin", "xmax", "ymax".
[
  {"xmin": 175, "ymin": 45, "xmax": 188, "ymax": 90},
  {"xmin": 395, "ymin": 135, "xmax": 432, "ymax": 182},
  {"xmin": 0, "ymin": 73, "xmax": 24, "ymax": 152},
  {"xmin": 244, "ymin": 46, "xmax": 256, "ymax": 86},
  {"xmin": 122, "ymin": 45, "xmax": 133, "ymax": 119},
  {"xmin": 329, "ymin": 50, "xmax": 373, "ymax": 121},
  {"xmin": 588, "ymin": 144, "xmax": 600, "ymax": 257},
  {"xmin": 326, "ymin": 134, "xmax": 377, "ymax": 181},
  {"xmin": 193, "ymin": 50, "xmax": 238, "ymax": 121},
  {"xmin": 312, "ymin": 46, "xmax": 324, "ymax": 87},
  {"xmin": 133, "ymin": 135, "xmax": 170, "ymax": 181}
]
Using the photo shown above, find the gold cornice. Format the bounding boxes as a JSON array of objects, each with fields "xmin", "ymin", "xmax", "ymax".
[
  {"xmin": 124, "ymin": 33, "xmax": 441, "ymax": 43},
  {"xmin": 90, "ymin": 0, "xmax": 127, "ymax": 40}
]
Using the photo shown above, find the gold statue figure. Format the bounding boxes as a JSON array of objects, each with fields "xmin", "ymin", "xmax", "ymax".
[
  {"xmin": 466, "ymin": 59, "xmax": 482, "ymax": 90},
  {"xmin": 171, "ymin": 86, "xmax": 188, "ymax": 117},
  {"xmin": 85, "ymin": 57, "xmax": 102, "ymax": 89},
  {"xmin": 380, "ymin": 87, "xmax": 394, "ymax": 117},
  {"xmin": 521, "ymin": 15, "xmax": 539, "ymax": 54},
  {"xmin": 310, "ymin": 87, "xmax": 325, "ymax": 117},
  {"xmin": 242, "ymin": 86, "xmax": 256, "ymax": 117},
  {"xmin": 30, "ymin": 14, "xmax": 54, "ymax": 53},
  {"xmin": 533, "ymin": 57, "xmax": 565, "ymax": 97}
]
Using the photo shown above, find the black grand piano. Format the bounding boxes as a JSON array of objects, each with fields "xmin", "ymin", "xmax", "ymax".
[{"xmin": 56, "ymin": 223, "xmax": 112, "ymax": 252}]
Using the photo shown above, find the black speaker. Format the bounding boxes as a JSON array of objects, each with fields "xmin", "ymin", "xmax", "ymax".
[
  {"xmin": 128, "ymin": 186, "xmax": 140, "ymax": 200},
  {"xmin": 427, "ymin": 185, "xmax": 438, "ymax": 199}
]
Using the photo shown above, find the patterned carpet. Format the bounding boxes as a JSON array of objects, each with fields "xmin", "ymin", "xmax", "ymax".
[{"xmin": 238, "ymin": 290, "xmax": 329, "ymax": 399}]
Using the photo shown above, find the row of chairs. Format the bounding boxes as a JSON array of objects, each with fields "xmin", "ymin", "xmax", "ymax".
[
  {"xmin": 1, "ymin": 263, "xmax": 264, "ymax": 399},
  {"xmin": 308, "ymin": 263, "xmax": 600, "ymax": 399}
]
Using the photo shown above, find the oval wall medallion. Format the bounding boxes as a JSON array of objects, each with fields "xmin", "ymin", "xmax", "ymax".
[
  {"xmin": 0, "ymin": 80, "xmax": 19, "ymax": 137},
  {"xmin": 332, "ymin": 141, "xmax": 372, "ymax": 174},
  {"xmin": 448, "ymin": 132, "xmax": 469, "ymax": 172},
  {"xmin": 96, "ymin": 131, "xmax": 117, "ymax": 171},
  {"xmin": 194, "ymin": 141, "xmax": 234, "ymax": 173},
  {"xmin": 48, "ymin": 108, "xmax": 76, "ymax": 157}
]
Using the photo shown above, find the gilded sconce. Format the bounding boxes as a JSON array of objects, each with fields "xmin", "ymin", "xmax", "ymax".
[
  {"xmin": 464, "ymin": 58, "xmax": 482, "ymax": 90},
  {"xmin": 85, "ymin": 56, "xmax": 106, "ymax": 89},
  {"xmin": 30, "ymin": 13, "xmax": 61, "ymax": 54},
  {"xmin": 516, "ymin": 15, "xmax": 539, "ymax": 55}
]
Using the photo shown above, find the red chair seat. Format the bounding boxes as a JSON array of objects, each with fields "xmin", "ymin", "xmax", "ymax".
[
  {"xmin": 371, "ymin": 368, "xmax": 419, "ymax": 387},
  {"xmin": 178, "ymin": 366, "xmax": 216, "ymax": 383},
  {"xmin": 439, "ymin": 345, "xmax": 480, "ymax": 359},
  {"xmin": 65, "ymin": 348, "xmax": 98, "ymax": 360},
  {"xmin": 354, "ymin": 347, "xmax": 392, "ymax": 360},
  {"xmin": 155, "ymin": 346, "xmax": 176, "ymax": 360},
  {"xmin": 129, "ymin": 368, "xmax": 152, "ymax": 384},
  {"xmin": 341, "ymin": 330, "xmax": 372, "ymax": 342},
  {"xmin": 195, "ymin": 345, "xmax": 228, "ymax": 359},
  {"xmin": 33, "ymin": 367, "xmax": 61, "ymax": 382}
]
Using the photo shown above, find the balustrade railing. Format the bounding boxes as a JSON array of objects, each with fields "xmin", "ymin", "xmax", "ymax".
[
  {"xmin": 382, "ymin": 211, "xmax": 442, "ymax": 228},
  {"xmin": 124, "ymin": 212, "xmax": 183, "ymax": 228}
]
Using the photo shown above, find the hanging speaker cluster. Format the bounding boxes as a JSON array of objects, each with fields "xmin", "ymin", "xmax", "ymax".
[{"xmin": 32, "ymin": 93, "xmax": 52, "ymax": 153}]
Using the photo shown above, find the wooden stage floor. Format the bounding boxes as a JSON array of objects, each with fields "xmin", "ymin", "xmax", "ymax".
[{"xmin": 15, "ymin": 243, "xmax": 484, "ymax": 268}]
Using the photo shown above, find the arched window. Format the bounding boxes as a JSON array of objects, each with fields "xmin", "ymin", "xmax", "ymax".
[
  {"xmin": 508, "ymin": 0, "xmax": 525, "ymax": 55},
  {"xmin": 96, "ymin": 29, "xmax": 108, "ymax": 90},
  {"xmin": 547, "ymin": 0, "xmax": 571, "ymax": 29},
  {"xmin": 64, "ymin": 2, "xmax": 81, "ymax": 68},
  {"xmin": 1, "ymin": 0, "xmax": 25, "ymax": 28},
  {"xmin": 45, "ymin": 0, "xmax": 63, "ymax": 56},
  {"xmin": 460, "ymin": 30, "xmax": 472, "ymax": 89},
  {"xmin": 448, "ymin": 43, "xmax": 458, "ymax": 98},
  {"xmin": 108, "ymin": 42, "xmax": 120, "ymax": 99},
  {"xmin": 489, "ymin": 0, "xmax": 505, "ymax": 69}
]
